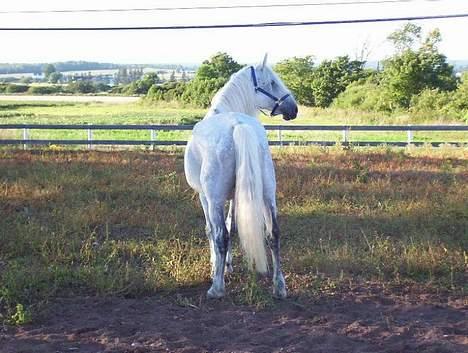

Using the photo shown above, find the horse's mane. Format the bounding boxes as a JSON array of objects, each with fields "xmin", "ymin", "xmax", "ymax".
[{"xmin": 208, "ymin": 66, "xmax": 259, "ymax": 118}]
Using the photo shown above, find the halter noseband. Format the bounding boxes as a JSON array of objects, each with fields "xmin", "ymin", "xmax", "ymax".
[{"xmin": 250, "ymin": 66, "xmax": 290, "ymax": 116}]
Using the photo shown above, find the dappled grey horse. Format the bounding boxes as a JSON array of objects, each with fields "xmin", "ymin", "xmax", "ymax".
[{"xmin": 184, "ymin": 55, "xmax": 298, "ymax": 299}]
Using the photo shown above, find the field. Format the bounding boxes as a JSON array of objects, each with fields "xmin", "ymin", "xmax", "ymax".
[
  {"xmin": 0, "ymin": 99, "xmax": 467, "ymax": 145},
  {"xmin": 0, "ymin": 143, "xmax": 467, "ymax": 352},
  {"xmin": 0, "ymin": 95, "xmax": 140, "ymax": 104},
  {"xmin": 1, "ymin": 100, "xmax": 467, "ymax": 351}
]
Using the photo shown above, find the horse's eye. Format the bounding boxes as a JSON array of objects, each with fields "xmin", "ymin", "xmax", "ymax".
[{"xmin": 271, "ymin": 80, "xmax": 276, "ymax": 86}]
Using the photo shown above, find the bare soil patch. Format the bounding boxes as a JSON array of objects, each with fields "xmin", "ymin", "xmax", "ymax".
[{"xmin": 2, "ymin": 285, "xmax": 466, "ymax": 353}]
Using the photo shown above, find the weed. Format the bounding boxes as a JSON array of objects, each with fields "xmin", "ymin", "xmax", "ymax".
[
  {"xmin": 235, "ymin": 272, "xmax": 275, "ymax": 310},
  {"xmin": 9, "ymin": 304, "xmax": 32, "ymax": 325}
]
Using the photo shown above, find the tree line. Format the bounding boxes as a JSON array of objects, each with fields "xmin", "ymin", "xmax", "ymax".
[
  {"xmin": 2, "ymin": 24, "xmax": 466, "ymax": 121},
  {"xmin": 0, "ymin": 61, "xmax": 197, "ymax": 75},
  {"xmin": 0, "ymin": 61, "xmax": 120, "ymax": 75},
  {"xmin": 144, "ymin": 24, "xmax": 467, "ymax": 122}
]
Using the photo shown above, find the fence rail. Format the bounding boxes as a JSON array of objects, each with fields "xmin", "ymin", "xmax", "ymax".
[
  {"xmin": 0, "ymin": 124, "xmax": 467, "ymax": 148},
  {"xmin": 1, "ymin": 124, "xmax": 468, "ymax": 131}
]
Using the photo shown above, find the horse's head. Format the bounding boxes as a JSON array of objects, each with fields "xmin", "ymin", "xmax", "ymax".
[{"xmin": 251, "ymin": 54, "xmax": 298, "ymax": 121}]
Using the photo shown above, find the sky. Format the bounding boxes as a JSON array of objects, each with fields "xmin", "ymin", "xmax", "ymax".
[{"xmin": 0, "ymin": 0, "xmax": 467, "ymax": 65}]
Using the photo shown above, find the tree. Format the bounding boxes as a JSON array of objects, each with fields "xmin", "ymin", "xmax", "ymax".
[
  {"xmin": 179, "ymin": 53, "xmax": 243, "ymax": 107},
  {"xmin": 387, "ymin": 23, "xmax": 422, "ymax": 53},
  {"xmin": 311, "ymin": 56, "xmax": 365, "ymax": 107},
  {"xmin": 48, "ymin": 72, "xmax": 63, "ymax": 84},
  {"xmin": 275, "ymin": 55, "xmax": 365, "ymax": 107},
  {"xmin": 125, "ymin": 72, "xmax": 161, "ymax": 95},
  {"xmin": 195, "ymin": 52, "xmax": 243, "ymax": 80},
  {"xmin": 381, "ymin": 24, "xmax": 457, "ymax": 108},
  {"xmin": 181, "ymin": 70, "xmax": 188, "ymax": 82},
  {"xmin": 20, "ymin": 77, "xmax": 33, "ymax": 84},
  {"xmin": 115, "ymin": 68, "xmax": 129, "ymax": 85},
  {"xmin": 275, "ymin": 56, "xmax": 315, "ymax": 106},
  {"xmin": 169, "ymin": 70, "xmax": 176, "ymax": 82},
  {"xmin": 43, "ymin": 64, "xmax": 56, "ymax": 81}
]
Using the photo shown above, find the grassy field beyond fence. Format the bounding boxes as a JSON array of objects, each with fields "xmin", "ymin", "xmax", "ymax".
[
  {"xmin": 0, "ymin": 100, "xmax": 467, "ymax": 145},
  {"xmin": 0, "ymin": 146, "xmax": 466, "ymax": 324}
]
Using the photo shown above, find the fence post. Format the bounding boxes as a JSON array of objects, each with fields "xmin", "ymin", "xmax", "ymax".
[
  {"xmin": 342, "ymin": 126, "xmax": 350, "ymax": 146},
  {"xmin": 277, "ymin": 128, "xmax": 283, "ymax": 147},
  {"xmin": 150, "ymin": 129, "xmax": 157, "ymax": 151},
  {"xmin": 407, "ymin": 124, "xmax": 413, "ymax": 145},
  {"xmin": 87, "ymin": 123, "xmax": 93, "ymax": 150},
  {"xmin": 22, "ymin": 127, "xmax": 29, "ymax": 150}
]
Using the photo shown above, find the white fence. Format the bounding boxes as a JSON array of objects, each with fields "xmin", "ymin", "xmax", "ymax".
[{"xmin": 0, "ymin": 124, "xmax": 467, "ymax": 148}]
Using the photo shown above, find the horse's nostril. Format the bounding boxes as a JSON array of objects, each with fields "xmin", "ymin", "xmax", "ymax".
[{"xmin": 294, "ymin": 105, "xmax": 298, "ymax": 115}]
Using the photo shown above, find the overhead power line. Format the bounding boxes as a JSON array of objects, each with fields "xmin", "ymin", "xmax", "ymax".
[
  {"xmin": 0, "ymin": 0, "xmax": 433, "ymax": 15},
  {"xmin": 0, "ymin": 13, "xmax": 466, "ymax": 31}
]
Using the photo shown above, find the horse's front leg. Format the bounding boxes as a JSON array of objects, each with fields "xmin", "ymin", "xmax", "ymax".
[{"xmin": 207, "ymin": 203, "xmax": 229, "ymax": 299}]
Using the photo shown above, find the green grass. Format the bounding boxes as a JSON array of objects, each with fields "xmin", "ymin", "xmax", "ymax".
[
  {"xmin": 0, "ymin": 146, "xmax": 466, "ymax": 323},
  {"xmin": 0, "ymin": 100, "xmax": 204, "ymax": 142},
  {"xmin": 0, "ymin": 100, "xmax": 466, "ymax": 144}
]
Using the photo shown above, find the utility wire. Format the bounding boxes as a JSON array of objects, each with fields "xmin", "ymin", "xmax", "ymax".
[
  {"xmin": 0, "ymin": 0, "xmax": 433, "ymax": 15},
  {"xmin": 0, "ymin": 13, "xmax": 466, "ymax": 31}
]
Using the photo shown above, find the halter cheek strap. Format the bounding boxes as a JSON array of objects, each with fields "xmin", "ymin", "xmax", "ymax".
[{"xmin": 250, "ymin": 66, "xmax": 290, "ymax": 116}]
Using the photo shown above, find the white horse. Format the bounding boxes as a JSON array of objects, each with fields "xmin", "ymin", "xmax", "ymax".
[{"xmin": 184, "ymin": 55, "xmax": 298, "ymax": 299}]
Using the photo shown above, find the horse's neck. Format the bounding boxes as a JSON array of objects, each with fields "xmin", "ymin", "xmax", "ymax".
[{"xmin": 208, "ymin": 69, "xmax": 258, "ymax": 118}]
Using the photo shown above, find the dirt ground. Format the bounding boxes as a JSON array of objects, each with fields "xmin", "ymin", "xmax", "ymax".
[{"xmin": 1, "ymin": 284, "xmax": 466, "ymax": 353}]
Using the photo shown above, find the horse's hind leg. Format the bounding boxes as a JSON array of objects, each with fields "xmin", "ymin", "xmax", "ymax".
[
  {"xmin": 268, "ymin": 208, "xmax": 287, "ymax": 299},
  {"xmin": 207, "ymin": 202, "xmax": 229, "ymax": 299},
  {"xmin": 200, "ymin": 194, "xmax": 216, "ymax": 276},
  {"xmin": 263, "ymin": 151, "xmax": 287, "ymax": 299},
  {"xmin": 225, "ymin": 199, "xmax": 235, "ymax": 273}
]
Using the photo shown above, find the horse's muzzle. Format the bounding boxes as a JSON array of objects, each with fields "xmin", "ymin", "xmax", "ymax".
[{"xmin": 280, "ymin": 100, "xmax": 298, "ymax": 121}]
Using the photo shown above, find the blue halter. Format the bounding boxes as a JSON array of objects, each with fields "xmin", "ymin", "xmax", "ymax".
[{"xmin": 250, "ymin": 66, "xmax": 290, "ymax": 116}]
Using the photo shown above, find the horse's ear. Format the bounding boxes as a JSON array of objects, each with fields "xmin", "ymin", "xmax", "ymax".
[{"xmin": 261, "ymin": 53, "xmax": 268, "ymax": 70}]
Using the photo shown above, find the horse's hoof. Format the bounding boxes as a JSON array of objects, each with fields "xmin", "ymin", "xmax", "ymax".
[
  {"xmin": 207, "ymin": 286, "xmax": 225, "ymax": 299},
  {"xmin": 273, "ymin": 275, "xmax": 287, "ymax": 299},
  {"xmin": 273, "ymin": 286, "xmax": 287, "ymax": 299}
]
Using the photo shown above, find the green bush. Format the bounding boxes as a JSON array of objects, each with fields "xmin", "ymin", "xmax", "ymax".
[
  {"xmin": 27, "ymin": 85, "xmax": 62, "ymax": 95},
  {"xmin": 145, "ymin": 77, "xmax": 226, "ymax": 108},
  {"xmin": 109, "ymin": 85, "xmax": 125, "ymax": 95},
  {"xmin": 181, "ymin": 77, "xmax": 225, "ymax": 107},
  {"xmin": 145, "ymin": 52, "xmax": 241, "ymax": 108},
  {"xmin": 451, "ymin": 73, "xmax": 468, "ymax": 114},
  {"xmin": 5, "ymin": 84, "xmax": 29, "ymax": 94},
  {"xmin": 333, "ymin": 80, "xmax": 392, "ymax": 112},
  {"xmin": 409, "ymin": 89, "xmax": 452, "ymax": 121},
  {"xmin": 66, "ymin": 81, "xmax": 96, "ymax": 94},
  {"xmin": 409, "ymin": 74, "xmax": 468, "ymax": 122},
  {"xmin": 95, "ymin": 83, "xmax": 111, "ymax": 92},
  {"xmin": 124, "ymin": 73, "xmax": 160, "ymax": 95},
  {"xmin": 146, "ymin": 82, "xmax": 187, "ymax": 102}
]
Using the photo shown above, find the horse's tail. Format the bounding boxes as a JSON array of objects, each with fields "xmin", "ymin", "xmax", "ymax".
[{"xmin": 233, "ymin": 124, "xmax": 269, "ymax": 274}]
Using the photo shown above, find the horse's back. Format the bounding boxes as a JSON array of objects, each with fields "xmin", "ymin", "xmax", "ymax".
[
  {"xmin": 185, "ymin": 112, "xmax": 268, "ymax": 200},
  {"xmin": 193, "ymin": 112, "xmax": 268, "ymax": 149}
]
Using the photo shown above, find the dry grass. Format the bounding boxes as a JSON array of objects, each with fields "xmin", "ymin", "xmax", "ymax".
[{"xmin": 0, "ymin": 146, "xmax": 466, "ymax": 323}]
